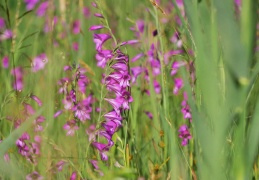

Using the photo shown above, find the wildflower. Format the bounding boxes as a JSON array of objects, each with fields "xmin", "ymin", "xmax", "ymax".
[
  {"xmin": 95, "ymin": 49, "xmax": 113, "ymax": 68},
  {"xmin": 70, "ymin": 172, "xmax": 77, "ymax": 180},
  {"xmin": 0, "ymin": 17, "xmax": 5, "ymax": 29},
  {"xmin": 72, "ymin": 42, "xmax": 79, "ymax": 51},
  {"xmin": 153, "ymin": 80, "xmax": 161, "ymax": 94},
  {"xmin": 73, "ymin": 100, "xmax": 92, "ymax": 122},
  {"xmin": 83, "ymin": 7, "xmax": 90, "ymax": 18},
  {"xmin": 63, "ymin": 120, "xmax": 79, "ymax": 136},
  {"xmin": 89, "ymin": 25, "xmax": 104, "ymax": 31},
  {"xmin": 0, "ymin": 29, "xmax": 13, "ymax": 41},
  {"xmin": 31, "ymin": 53, "xmax": 48, "ymax": 72},
  {"xmin": 94, "ymin": 13, "xmax": 104, "ymax": 18},
  {"xmin": 93, "ymin": 33, "xmax": 112, "ymax": 51},
  {"xmin": 36, "ymin": 1, "xmax": 48, "ymax": 17},
  {"xmin": 24, "ymin": 0, "xmax": 39, "ymax": 10},
  {"xmin": 54, "ymin": 110, "xmax": 63, "ymax": 118},
  {"xmin": 72, "ymin": 20, "xmax": 80, "ymax": 34},
  {"xmin": 131, "ymin": 66, "xmax": 143, "ymax": 84},
  {"xmin": 30, "ymin": 95, "xmax": 42, "ymax": 106},
  {"xmin": 173, "ymin": 78, "xmax": 183, "ymax": 94},
  {"xmin": 144, "ymin": 111, "xmax": 153, "ymax": 120},
  {"xmin": 2, "ymin": 56, "xmax": 9, "ymax": 68},
  {"xmin": 26, "ymin": 171, "xmax": 43, "ymax": 180},
  {"xmin": 131, "ymin": 53, "xmax": 144, "ymax": 62},
  {"xmin": 178, "ymin": 125, "xmax": 192, "ymax": 146},
  {"xmin": 171, "ymin": 61, "xmax": 186, "ymax": 76},
  {"xmin": 56, "ymin": 160, "xmax": 67, "ymax": 171},
  {"xmin": 86, "ymin": 124, "xmax": 96, "ymax": 141}
]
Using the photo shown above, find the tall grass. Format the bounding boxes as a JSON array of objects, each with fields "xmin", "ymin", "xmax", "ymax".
[{"xmin": 0, "ymin": 0, "xmax": 258, "ymax": 179}]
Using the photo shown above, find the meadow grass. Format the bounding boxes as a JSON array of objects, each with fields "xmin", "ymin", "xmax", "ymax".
[{"xmin": 0, "ymin": 0, "xmax": 259, "ymax": 179}]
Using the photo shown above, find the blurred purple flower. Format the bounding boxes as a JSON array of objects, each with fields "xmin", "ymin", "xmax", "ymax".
[
  {"xmin": 72, "ymin": 20, "xmax": 80, "ymax": 34},
  {"xmin": 94, "ymin": 13, "xmax": 104, "ymax": 18},
  {"xmin": 26, "ymin": 171, "xmax": 43, "ymax": 180},
  {"xmin": 0, "ymin": 29, "xmax": 13, "ymax": 41},
  {"xmin": 86, "ymin": 124, "xmax": 96, "ymax": 141},
  {"xmin": 32, "ymin": 53, "xmax": 48, "ymax": 72},
  {"xmin": 72, "ymin": 42, "xmax": 79, "ymax": 51},
  {"xmin": 83, "ymin": 7, "xmax": 91, "ymax": 18},
  {"xmin": 30, "ymin": 95, "xmax": 42, "ymax": 106},
  {"xmin": 93, "ymin": 33, "xmax": 112, "ymax": 51},
  {"xmin": 173, "ymin": 78, "xmax": 183, "ymax": 94},
  {"xmin": 131, "ymin": 66, "xmax": 143, "ymax": 83},
  {"xmin": 63, "ymin": 120, "xmax": 79, "ymax": 136},
  {"xmin": 144, "ymin": 111, "xmax": 153, "ymax": 120},
  {"xmin": 24, "ymin": 0, "xmax": 39, "ymax": 10},
  {"xmin": 0, "ymin": 17, "xmax": 5, "ymax": 29},
  {"xmin": 36, "ymin": 1, "xmax": 48, "ymax": 17},
  {"xmin": 89, "ymin": 25, "xmax": 104, "ymax": 31},
  {"xmin": 56, "ymin": 160, "xmax": 67, "ymax": 171},
  {"xmin": 2, "ymin": 56, "xmax": 9, "ymax": 68},
  {"xmin": 131, "ymin": 53, "xmax": 144, "ymax": 62},
  {"xmin": 54, "ymin": 110, "xmax": 63, "ymax": 118},
  {"xmin": 11, "ymin": 67, "xmax": 23, "ymax": 91},
  {"xmin": 178, "ymin": 125, "xmax": 191, "ymax": 146},
  {"xmin": 70, "ymin": 172, "xmax": 77, "ymax": 180},
  {"xmin": 73, "ymin": 100, "xmax": 92, "ymax": 122},
  {"xmin": 171, "ymin": 61, "xmax": 186, "ymax": 76},
  {"xmin": 153, "ymin": 80, "xmax": 161, "ymax": 94}
]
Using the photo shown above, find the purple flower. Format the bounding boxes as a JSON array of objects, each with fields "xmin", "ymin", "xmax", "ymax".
[
  {"xmin": 94, "ymin": 13, "xmax": 104, "ymax": 18},
  {"xmin": 24, "ymin": 0, "xmax": 39, "ymax": 10},
  {"xmin": 70, "ymin": 172, "xmax": 77, "ymax": 180},
  {"xmin": 0, "ymin": 17, "xmax": 5, "ymax": 29},
  {"xmin": 63, "ymin": 120, "xmax": 79, "ymax": 136},
  {"xmin": 0, "ymin": 29, "xmax": 13, "ymax": 41},
  {"xmin": 32, "ymin": 53, "xmax": 48, "ymax": 72},
  {"xmin": 36, "ymin": 1, "xmax": 48, "ymax": 17},
  {"xmin": 54, "ymin": 110, "xmax": 63, "ymax": 118},
  {"xmin": 86, "ymin": 124, "xmax": 96, "ymax": 141},
  {"xmin": 72, "ymin": 20, "xmax": 80, "ymax": 34},
  {"xmin": 30, "ymin": 95, "xmax": 42, "ymax": 106},
  {"xmin": 16, "ymin": 132, "xmax": 30, "ymax": 157},
  {"xmin": 83, "ymin": 7, "xmax": 90, "ymax": 18},
  {"xmin": 56, "ymin": 160, "xmax": 67, "ymax": 171},
  {"xmin": 104, "ymin": 110, "xmax": 123, "ymax": 121},
  {"xmin": 95, "ymin": 49, "xmax": 113, "ymax": 68},
  {"xmin": 171, "ymin": 61, "xmax": 186, "ymax": 76},
  {"xmin": 164, "ymin": 50, "xmax": 184, "ymax": 64},
  {"xmin": 173, "ymin": 78, "xmax": 183, "ymax": 94},
  {"xmin": 73, "ymin": 100, "xmax": 92, "ymax": 122},
  {"xmin": 108, "ymin": 71, "xmax": 130, "ymax": 87},
  {"xmin": 117, "ymin": 90, "xmax": 133, "ymax": 110},
  {"xmin": 131, "ymin": 53, "xmax": 144, "ymax": 62},
  {"xmin": 89, "ymin": 25, "xmax": 104, "ymax": 31},
  {"xmin": 92, "ymin": 142, "xmax": 109, "ymax": 151},
  {"xmin": 2, "ymin": 56, "xmax": 9, "ymax": 68},
  {"xmin": 93, "ymin": 33, "xmax": 111, "ymax": 51},
  {"xmin": 104, "ymin": 98, "xmax": 122, "ymax": 114},
  {"xmin": 90, "ymin": 159, "xmax": 99, "ymax": 169},
  {"xmin": 144, "ymin": 111, "xmax": 153, "ymax": 119},
  {"xmin": 178, "ymin": 125, "xmax": 191, "ymax": 146},
  {"xmin": 131, "ymin": 66, "xmax": 143, "ymax": 83},
  {"xmin": 153, "ymin": 80, "xmax": 161, "ymax": 94},
  {"xmin": 102, "ymin": 120, "xmax": 121, "ymax": 135},
  {"xmin": 72, "ymin": 42, "xmax": 79, "ymax": 51},
  {"xmin": 26, "ymin": 171, "xmax": 43, "ymax": 180}
]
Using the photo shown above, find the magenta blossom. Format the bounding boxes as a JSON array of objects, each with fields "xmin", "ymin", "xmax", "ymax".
[
  {"xmin": 36, "ymin": 1, "xmax": 48, "ymax": 17},
  {"xmin": 26, "ymin": 171, "xmax": 43, "ymax": 180},
  {"xmin": 24, "ymin": 0, "xmax": 39, "ymax": 10},
  {"xmin": 173, "ymin": 78, "xmax": 183, "ymax": 94},
  {"xmin": 2, "ymin": 56, "xmax": 9, "ymax": 68},
  {"xmin": 32, "ymin": 53, "xmax": 48, "ymax": 72},
  {"xmin": 0, "ymin": 29, "xmax": 13, "ymax": 41},
  {"xmin": 93, "ymin": 33, "xmax": 112, "ymax": 51},
  {"xmin": 63, "ymin": 120, "xmax": 79, "ymax": 136},
  {"xmin": 178, "ymin": 125, "xmax": 192, "ymax": 146},
  {"xmin": 72, "ymin": 20, "xmax": 80, "ymax": 34},
  {"xmin": 0, "ymin": 17, "xmax": 5, "ymax": 29}
]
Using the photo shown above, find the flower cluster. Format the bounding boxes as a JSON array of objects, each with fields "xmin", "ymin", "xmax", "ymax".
[
  {"xmin": 55, "ymin": 65, "xmax": 93, "ymax": 136},
  {"xmin": 89, "ymin": 4, "xmax": 133, "ymax": 161}
]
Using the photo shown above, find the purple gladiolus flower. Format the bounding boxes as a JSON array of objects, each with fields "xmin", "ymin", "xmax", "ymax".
[
  {"xmin": 0, "ymin": 29, "xmax": 13, "ymax": 41},
  {"xmin": 173, "ymin": 78, "xmax": 183, "ymax": 94},
  {"xmin": 11, "ymin": 67, "xmax": 23, "ymax": 91},
  {"xmin": 2, "ymin": 56, "xmax": 9, "ymax": 68},
  {"xmin": 105, "ymin": 98, "xmax": 122, "ymax": 114},
  {"xmin": 30, "ymin": 95, "xmax": 42, "ymax": 106},
  {"xmin": 131, "ymin": 66, "xmax": 143, "ymax": 83},
  {"xmin": 63, "ymin": 120, "xmax": 79, "ymax": 136},
  {"xmin": 171, "ymin": 61, "xmax": 186, "ymax": 76},
  {"xmin": 94, "ymin": 13, "xmax": 104, "ymax": 18},
  {"xmin": 131, "ymin": 53, "xmax": 144, "ymax": 62},
  {"xmin": 70, "ymin": 172, "xmax": 77, "ymax": 180},
  {"xmin": 117, "ymin": 90, "xmax": 133, "ymax": 110},
  {"xmin": 144, "ymin": 111, "xmax": 153, "ymax": 120},
  {"xmin": 83, "ymin": 7, "xmax": 90, "ymax": 18},
  {"xmin": 54, "ymin": 110, "xmax": 63, "ymax": 118},
  {"xmin": 72, "ymin": 42, "xmax": 79, "ymax": 51},
  {"xmin": 93, "ymin": 33, "xmax": 112, "ymax": 51},
  {"xmin": 178, "ymin": 125, "xmax": 191, "ymax": 146},
  {"xmin": 72, "ymin": 20, "xmax": 80, "ymax": 34},
  {"xmin": 36, "ymin": 1, "xmax": 48, "ymax": 17},
  {"xmin": 73, "ymin": 100, "xmax": 92, "ymax": 122},
  {"xmin": 86, "ymin": 124, "xmax": 96, "ymax": 141},
  {"xmin": 26, "ymin": 171, "xmax": 44, "ymax": 180},
  {"xmin": 24, "ymin": 0, "xmax": 39, "ymax": 10},
  {"xmin": 95, "ymin": 49, "xmax": 113, "ymax": 68},
  {"xmin": 32, "ymin": 53, "xmax": 48, "ymax": 72},
  {"xmin": 153, "ymin": 80, "xmax": 161, "ymax": 94},
  {"xmin": 89, "ymin": 25, "xmax": 104, "ymax": 31},
  {"xmin": 56, "ymin": 160, "xmax": 67, "ymax": 171},
  {"xmin": 0, "ymin": 17, "xmax": 5, "ymax": 29}
]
